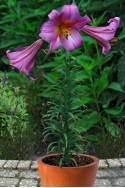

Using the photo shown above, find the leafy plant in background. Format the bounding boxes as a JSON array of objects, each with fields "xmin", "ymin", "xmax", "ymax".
[
  {"xmin": 73, "ymin": 40, "xmax": 125, "ymax": 158},
  {"xmin": 0, "ymin": 72, "xmax": 34, "ymax": 160}
]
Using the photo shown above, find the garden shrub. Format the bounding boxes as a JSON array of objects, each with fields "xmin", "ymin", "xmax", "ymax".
[{"xmin": 0, "ymin": 72, "xmax": 34, "ymax": 160}]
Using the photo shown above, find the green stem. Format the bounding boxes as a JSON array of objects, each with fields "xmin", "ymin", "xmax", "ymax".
[
  {"xmin": 63, "ymin": 50, "xmax": 71, "ymax": 131},
  {"xmin": 62, "ymin": 49, "xmax": 72, "ymax": 164}
]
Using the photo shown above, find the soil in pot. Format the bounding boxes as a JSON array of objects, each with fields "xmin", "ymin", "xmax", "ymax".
[{"xmin": 42, "ymin": 154, "xmax": 94, "ymax": 167}]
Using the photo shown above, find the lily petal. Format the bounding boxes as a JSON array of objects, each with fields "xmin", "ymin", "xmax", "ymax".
[
  {"xmin": 49, "ymin": 37, "xmax": 62, "ymax": 54},
  {"xmin": 60, "ymin": 4, "xmax": 80, "ymax": 24},
  {"xmin": 39, "ymin": 22, "xmax": 58, "ymax": 42},
  {"xmin": 61, "ymin": 29, "xmax": 83, "ymax": 52},
  {"xmin": 108, "ymin": 17, "xmax": 120, "ymax": 29},
  {"xmin": 15, "ymin": 47, "xmax": 27, "ymax": 52},
  {"xmin": 83, "ymin": 25, "xmax": 115, "ymax": 41},
  {"xmin": 97, "ymin": 38, "xmax": 111, "ymax": 55},
  {"xmin": 48, "ymin": 10, "xmax": 60, "ymax": 25},
  {"xmin": 73, "ymin": 14, "xmax": 91, "ymax": 30}
]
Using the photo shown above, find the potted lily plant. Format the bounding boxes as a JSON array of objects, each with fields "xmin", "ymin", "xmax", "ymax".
[{"xmin": 6, "ymin": 3, "xmax": 120, "ymax": 187}]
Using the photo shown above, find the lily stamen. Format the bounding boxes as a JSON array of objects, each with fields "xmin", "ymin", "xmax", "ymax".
[
  {"xmin": 109, "ymin": 37, "xmax": 117, "ymax": 46},
  {"xmin": 59, "ymin": 24, "xmax": 71, "ymax": 39}
]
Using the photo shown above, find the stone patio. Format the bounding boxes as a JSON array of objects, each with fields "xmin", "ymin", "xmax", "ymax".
[{"xmin": 0, "ymin": 158, "xmax": 125, "ymax": 187}]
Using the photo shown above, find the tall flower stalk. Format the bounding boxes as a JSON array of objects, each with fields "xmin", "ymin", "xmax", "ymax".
[
  {"xmin": 43, "ymin": 49, "xmax": 81, "ymax": 166},
  {"xmin": 61, "ymin": 50, "xmax": 74, "ymax": 165}
]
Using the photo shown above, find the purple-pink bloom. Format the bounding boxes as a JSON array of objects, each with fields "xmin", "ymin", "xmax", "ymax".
[
  {"xmin": 39, "ymin": 4, "xmax": 91, "ymax": 53},
  {"xmin": 82, "ymin": 17, "xmax": 120, "ymax": 55},
  {"xmin": 6, "ymin": 39, "xmax": 43, "ymax": 80}
]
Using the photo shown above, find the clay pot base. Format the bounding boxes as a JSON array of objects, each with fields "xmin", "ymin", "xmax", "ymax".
[{"xmin": 42, "ymin": 154, "xmax": 94, "ymax": 167}]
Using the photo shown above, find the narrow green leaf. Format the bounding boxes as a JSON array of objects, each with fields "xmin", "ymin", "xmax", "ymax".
[
  {"xmin": 0, "ymin": 39, "xmax": 23, "ymax": 48},
  {"xmin": 44, "ymin": 133, "xmax": 55, "ymax": 140},
  {"xmin": 37, "ymin": 62, "xmax": 56, "ymax": 69},
  {"xmin": 70, "ymin": 158, "xmax": 78, "ymax": 166},
  {"xmin": 47, "ymin": 142, "xmax": 58, "ymax": 152}
]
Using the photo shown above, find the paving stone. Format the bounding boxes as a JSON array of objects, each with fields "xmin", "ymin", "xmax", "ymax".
[
  {"xmin": 119, "ymin": 158, "xmax": 125, "ymax": 167},
  {"xmin": 17, "ymin": 160, "xmax": 32, "ymax": 169},
  {"xmin": 109, "ymin": 168, "xmax": 125, "ymax": 177},
  {"xmin": 99, "ymin": 160, "xmax": 108, "ymax": 169},
  {"xmin": 96, "ymin": 169, "xmax": 109, "ymax": 178},
  {"xmin": 97, "ymin": 168, "xmax": 125, "ymax": 178},
  {"xmin": 112, "ymin": 178, "xmax": 125, "ymax": 187},
  {"xmin": 0, "ymin": 178, "xmax": 19, "ymax": 187},
  {"xmin": 0, "ymin": 169, "xmax": 18, "ymax": 178},
  {"xmin": 0, "ymin": 160, "xmax": 6, "ymax": 168},
  {"xmin": 107, "ymin": 159, "xmax": 121, "ymax": 168},
  {"xmin": 4, "ymin": 160, "xmax": 19, "ymax": 169},
  {"xmin": 95, "ymin": 179, "xmax": 112, "ymax": 187},
  {"xmin": 19, "ymin": 179, "xmax": 38, "ymax": 187},
  {"xmin": 31, "ymin": 161, "xmax": 38, "ymax": 170},
  {"xmin": 19, "ymin": 170, "xmax": 39, "ymax": 179}
]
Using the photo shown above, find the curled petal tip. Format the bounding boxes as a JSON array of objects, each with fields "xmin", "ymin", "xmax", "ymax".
[
  {"xmin": 108, "ymin": 17, "xmax": 120, "ymax": 23},
  {"xmin": 48, "ymin": 9, "xmax": 60, "ymax": 21},
  {"xmin": 108, "ymin": 17, "xmax": 120, "ymax": 29},
  {"xmin": 84, "ymin": 14, "xmax": 91, "ymax": 23}
]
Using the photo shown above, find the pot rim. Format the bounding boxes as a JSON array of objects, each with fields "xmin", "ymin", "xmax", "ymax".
[{"xmin": 37, "ymin": 153, "xmax": 99, "ymax": 169}]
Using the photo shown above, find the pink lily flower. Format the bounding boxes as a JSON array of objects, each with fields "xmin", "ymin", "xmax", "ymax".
[
  {"xmin": 82, "ymin": 17, "xmax": 120, "ymax": 55},
  {"xmin": 6, "ymin": 39, "xmax": 43, "ymax": 80},
  {"xmin": 39, "ymin": 4, "xmax": 91, "ymax": 53}
]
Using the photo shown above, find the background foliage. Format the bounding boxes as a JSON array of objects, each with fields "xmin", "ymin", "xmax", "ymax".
[
  {"xmin": 0, "ymin": 72, "xmax": 34, "ymax": 159},
  {"xmin": 0, "ymin": 0, "xmax": 125, "ymax": 159}
]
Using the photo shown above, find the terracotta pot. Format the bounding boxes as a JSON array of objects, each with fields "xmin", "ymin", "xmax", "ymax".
[{"xmin": 37, "ymin": 154, "xmax": 99, "ymax": 187}]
